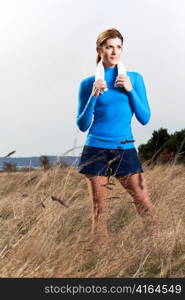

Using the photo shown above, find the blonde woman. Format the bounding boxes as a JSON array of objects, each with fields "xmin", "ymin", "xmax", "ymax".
[{"xmin": 76, "ymin": 28, "xmax": 158, "ymax": 239}]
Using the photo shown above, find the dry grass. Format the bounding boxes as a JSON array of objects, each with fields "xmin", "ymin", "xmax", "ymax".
[{"xmin": 0, "ymin": 161, "xmax": 185, "ymax": 278}]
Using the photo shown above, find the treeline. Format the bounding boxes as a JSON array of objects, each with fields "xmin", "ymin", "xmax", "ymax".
[
  {"xmin": 1, "ymin": 155, "xmax": 68, "ymax": 172},
  {"xmin": 2, "ymin": 128, "xmax": 185, "ymax": 172},
  {"xmin": 138, "ymin": 128, "xmax": 185, "ymax": 165}
]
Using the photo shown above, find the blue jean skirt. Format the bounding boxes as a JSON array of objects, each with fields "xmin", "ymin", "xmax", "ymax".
[{"xmin": 77, "ymin": 145, "xmax": 144, "ymax": 177}]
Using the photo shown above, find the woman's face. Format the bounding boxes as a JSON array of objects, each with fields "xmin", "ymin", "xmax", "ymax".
[{"xmin": 97, "ymin": 37, "xmax": 123, "ymax": 68}]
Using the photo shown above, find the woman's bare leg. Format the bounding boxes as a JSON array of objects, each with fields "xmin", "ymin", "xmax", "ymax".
[
  {"xmin": 116, "ymin": 173, "xmax": 159, "ymax": 234},
  {"xmin": 85, "ymin": 174, "xmax": 109, "ymax": 239}
]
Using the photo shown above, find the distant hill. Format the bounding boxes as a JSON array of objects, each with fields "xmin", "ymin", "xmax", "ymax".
[{"xmin": 0, "ymin": 156, "xmax": 80, "ymax": 170}]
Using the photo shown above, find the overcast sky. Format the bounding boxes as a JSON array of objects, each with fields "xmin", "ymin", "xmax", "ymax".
[{"xmin": 0, "ymin": 0, "xmax": 184, "ymax": 157}]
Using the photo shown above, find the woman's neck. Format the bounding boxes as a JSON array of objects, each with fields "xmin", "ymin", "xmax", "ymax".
[{"xmin": 102, "ymin": 62, "xmax": 117, "ymax": 69}]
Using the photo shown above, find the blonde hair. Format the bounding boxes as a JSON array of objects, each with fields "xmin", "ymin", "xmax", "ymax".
[{"xmin": 96, "ymin": 28, "xmax": 124, "ymax": 65}]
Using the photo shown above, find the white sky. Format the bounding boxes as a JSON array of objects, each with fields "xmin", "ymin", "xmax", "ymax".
[{"xmin": 0, "ymin": 0, "xmax": 184, "ymax": 157}]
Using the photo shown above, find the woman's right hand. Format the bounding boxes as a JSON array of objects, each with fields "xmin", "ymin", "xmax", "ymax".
[{"xmin": 91, "ymin": 79, "xmax": 107, "ymax": 97}]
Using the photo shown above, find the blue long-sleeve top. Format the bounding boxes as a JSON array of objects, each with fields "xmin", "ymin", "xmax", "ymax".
[{"xmin": 76, "ymin": 65, "xmax": 151, "ymax": 149}]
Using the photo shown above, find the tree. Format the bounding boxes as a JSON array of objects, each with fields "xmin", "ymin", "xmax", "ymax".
[
  {"xmin": 55, "ymin": 157, "xmax": 68, "ymax": 169},
  {"xmin": 138, "ymin": 128, "xmax": 185, "ymax": 165},
  {"xmin": 165, "ymin": 129, "xmax": 185, "ymax": 163},
  {"xmin": 138, "ymin": 128, "xmax": 171, "ymax": 164},
  {"xmin": 3, "ymin": 162, "xmax": 17, "ymax": 172},
  {"xmin": 40, "ymin": 155, "xmax": 51, "ymax": 170}
]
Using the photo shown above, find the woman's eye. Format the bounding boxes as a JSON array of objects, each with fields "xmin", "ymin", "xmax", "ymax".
[{"xmin": 106, "ymin": 46, "xmax": 121, "ymax": 49}]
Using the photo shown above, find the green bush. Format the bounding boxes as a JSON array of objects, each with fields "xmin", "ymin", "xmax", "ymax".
[{"xmin": 138, "ymin": 128, "xmax": 185, "ymax": 165}]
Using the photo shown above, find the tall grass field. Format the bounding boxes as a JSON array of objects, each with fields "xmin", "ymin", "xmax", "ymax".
[{"xmin": 0, "ymin": 160, "xmax": 184, "ymax": 277}]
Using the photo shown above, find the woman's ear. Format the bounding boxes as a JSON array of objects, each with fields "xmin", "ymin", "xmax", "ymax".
[{"xmin": 96, "ymin": 46, "xmax": 101, "ymax": 55}]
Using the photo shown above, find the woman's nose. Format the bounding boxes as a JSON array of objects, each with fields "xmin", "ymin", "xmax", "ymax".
[{"xmin": 112, "ymin": 48, "xmax": 117, "ymax": 55}]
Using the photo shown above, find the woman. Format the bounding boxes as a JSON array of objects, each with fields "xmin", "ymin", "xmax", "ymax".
[{"xmin": 76, "ymin": 28, "xmax": 157, "ymax": 239}]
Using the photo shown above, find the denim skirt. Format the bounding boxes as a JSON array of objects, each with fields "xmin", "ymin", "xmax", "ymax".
[{"xmin": 77, "ymin": 145, "xmax": 144, "ymax": 177}]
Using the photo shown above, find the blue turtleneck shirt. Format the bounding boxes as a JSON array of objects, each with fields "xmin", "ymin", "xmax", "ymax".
[{"xmin": 76, "ymin": 65, "xmax": 151, "ymax": 149}]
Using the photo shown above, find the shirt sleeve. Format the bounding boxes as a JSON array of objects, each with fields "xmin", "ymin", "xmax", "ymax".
[
  {"xmin": 76, "ymin": 79, "xmax": 97, "ymax": 132},
  {"xmin": 127, "ymin": 73, "xmax": 151, "ymax": 125}
]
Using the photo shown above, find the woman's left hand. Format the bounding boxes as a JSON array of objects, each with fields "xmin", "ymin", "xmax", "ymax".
[{"xmin": 114, "ymin": 74, "xmax": 133, "ymax": 92}]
